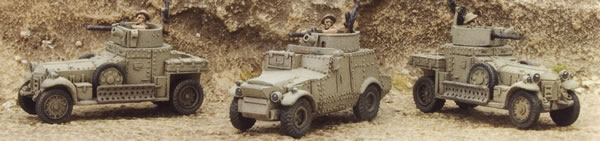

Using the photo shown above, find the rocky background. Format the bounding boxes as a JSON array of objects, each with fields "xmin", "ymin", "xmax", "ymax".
[{"xmin": 0, "ymin": 0, "xmax": 598, "ymax": 140}]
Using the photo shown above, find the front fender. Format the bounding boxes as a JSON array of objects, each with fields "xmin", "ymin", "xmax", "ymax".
[
  {"xmin": 281, "ymin": 90, "xmax": 313, "ymax": 107},
  {"xmin": 510, "ymin": 81, "xmax": 540, "ymax": 92},
  {"xmin": 561, "ymin": 80, "xmax": 579, "ymax": 90},
  {"xmin": 360, "ymin": 77, "xmax": 382, "ymax": 93},
  {"xmin": 37, "ymin": 77, "xmax": 77, "ymax": 102}
]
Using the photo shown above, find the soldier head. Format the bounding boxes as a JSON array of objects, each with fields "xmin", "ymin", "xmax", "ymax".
[
  {"xmin": 135, "ymin": 10, "xmax": 151, "ymax": 24},
  {"xmin": 321, "ymin": 14, "xmax": 337, "ymax": 30}
]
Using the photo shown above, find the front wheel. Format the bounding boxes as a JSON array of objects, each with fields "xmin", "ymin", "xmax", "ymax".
[
  {"xmin": 413, "ymin": 76, "xmax": 445, "ymax": 113},
  {"xmin": 550, "ymin": 91, "xmax": 580, "ymax": 126},
  {"xmin": 353, "ymin": 85, "xmax": 381, "ymax": 121},
  {"xmin": 35, "ymin": 89, "xmax": 73, "ymax": 124},
  {"xmin": 508, "ymin": 91, "xmax": 541, "ymax": 129},
  {"xmin": 170, "ymin": 80, "xmax": 204, "ymax": 114},
  {"xmin": 229, "ymin": 98, "xmax": 256, "ymax": 131},
  {"xmin": 280, "ymin": 98, "xmax": 312, "ymax": 138}
]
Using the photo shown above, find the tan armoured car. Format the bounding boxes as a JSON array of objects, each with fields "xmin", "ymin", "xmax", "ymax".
[
  {"xmin": 228, "ymin": 31, "xmax": 391, "ymax": 137},
  {"xmin": 408, "ymin": 1, "xmax": 580, "ymax": 129},
  {"xmin": 17, "ymin": 22, "xmax": 209, "ymax": 123}
]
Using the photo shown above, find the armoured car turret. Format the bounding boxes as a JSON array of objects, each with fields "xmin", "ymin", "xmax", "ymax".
[
  {"xmin": 17, "ymin": 10, "xmax": 208, "ymax": 123},
  {"xmin": 408, "ymin": 0, "xmax": 580, "ymax": 129}
]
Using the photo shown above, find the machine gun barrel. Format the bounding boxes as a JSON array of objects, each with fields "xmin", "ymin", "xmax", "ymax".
[
  {"xmin": 289, "ymin": 32, "xmax": 308, "ymax": 38},
  {"xmin": 86, "ymin": 25, "xmax": 112, "ymax": 31},
  {"xmin": 491, "ymin": 32, "xmax": 521, "ymax": 40}
]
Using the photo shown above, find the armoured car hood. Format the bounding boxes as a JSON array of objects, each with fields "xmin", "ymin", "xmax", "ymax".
[
  {"xmin": 246, "ymin": 68, "xmax": 326, "ymax": 88},
  {"xmin": 31, "ymin": 51, "xmax": 123, "ymax": 74},
  {"xmin": 491, "ymin": 59, "xmax": 559, "ymax": 80}
]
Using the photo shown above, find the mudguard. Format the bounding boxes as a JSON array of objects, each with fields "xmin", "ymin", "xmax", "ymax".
[
  {"xmin": 359, "ymin": 77, "xmax": 382, "ymax": 93},
  {"xmin": 561, "ymin": 80, "xmax": 579, "ymax": 90},
  {"xmin": 281, "ymin": 90, "xmax": 315, "ymax": 109},
  {"xmin": 510, "ymin": 81, "xmax": 540, "ymax": 92},
  {"xmin": 37, "ymin": 77, "xmax": 77, "ymax": 102}
]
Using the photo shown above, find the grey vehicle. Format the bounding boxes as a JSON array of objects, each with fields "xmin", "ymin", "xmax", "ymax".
[
  {"xmin": 408, "ymin": 0, "xmax": 580, "ymax": 129},
  {"xmin": 17, "ymin": 8, "xmax": 208, "ymax": 123}
]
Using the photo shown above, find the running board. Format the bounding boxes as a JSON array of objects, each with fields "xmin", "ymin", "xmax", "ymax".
[
  {"xmin": 439, "ymin": 81, "xmax": 489, "ymax": 105},
  {"xmin": 97, "ymin": 84, "xmax": 157, "ymax": 104}
]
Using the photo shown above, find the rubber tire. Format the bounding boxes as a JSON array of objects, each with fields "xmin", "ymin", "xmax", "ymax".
[
  {"xmin": 280, "ymin": 98, "xmax": 312, "ymax": 138},
  {"xmin": 550, "ymin": 91, "xmax": 580, "ymax": 126},
  {"xmin": 508, "ymin": 91, "xmax": 541, "ymax": 129},
  {"xmin": 17, "ymin": 81, "xmax": 36, "ymax": 115},
  {"xmin": 35, "ymin": 89, "xmax": 73, "ymax": 124},
  {"xmin": 229, "ymin": 98, "xmax": 256, "ymax": 131},
  {"xmin": 353, "ymin": 85, "xmax": 381, "ymax": 121},
  {"xmin": 92, "ymin": 63, "xmax": 127, "ymax": 96},
  {"xmin": 455, "ymin": 101, "xmax": 478, "ymax": 110},
  {"xmin": 413, "ymin": 76, "xmax": 445, "ymax": 113},
  {"xmin": 169, "ymin": 79, "xmax": 204, "ymax": 115},
  {"xmin": 78, "ymin": 53, "xmax": 95, "ymax": 59},
  {"xmin": 467, "ymin": 63, "xmax": 498, "ymax": 98}
]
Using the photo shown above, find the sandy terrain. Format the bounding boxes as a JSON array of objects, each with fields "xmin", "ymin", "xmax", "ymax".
[{"xmin": 0, "ymin": 0, "xmax": 599, "ymax": 140}]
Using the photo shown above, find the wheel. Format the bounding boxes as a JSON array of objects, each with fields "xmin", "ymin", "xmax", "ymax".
[
  {"xmin": 353, "ymin": 85, "xmax": 381, "ymax": 121},
  {"xmin": 508, "ymin": 91, "xmax": 541, "ymax": 129},
  {"xmin": 455, "ymin": 101, "xmax": 477, "ymax": 110},
  {"xmin": 413, "ymin": 76, "xmax": 445, "ymax": 113},
  {"xmin": 92, "ymin": 63, "xmax": 126, "ymax": 96},
  {"xmin": 467, "ymin": 63, "xmax": 498, "ymax": 97},
  {"xmin": 229, "ymin": 98, "xmax": 256, "ymax": 131},
  {"xmin": 78, "ymin": 53, "xmax": 95, "ymax": 59},
  {"xmin": 280, "ymin": 98, "xmax": 312, "ymax": 138},
  {"xmin": 550, "ymin": 91, "xmax": 580, "ymax": 126},
  {"xmin": 17, "ymin": 81, "xmax": 36, "ymax": 115},
  {"xmin": 35, "ymin": 89, "xmax": 73, "ymax": 124},
  {"xmin": 170, "ymin": 79, "xmax": 204, "ymax": 114}
]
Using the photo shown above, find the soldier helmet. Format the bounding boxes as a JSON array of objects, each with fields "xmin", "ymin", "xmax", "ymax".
[
  {"xmin": 321, "ymin": 14, "xmax": 337, "ymax": 24},
  {"xmin": 135, "ymin": 10, "xmax": 151, "ymax": 21}
]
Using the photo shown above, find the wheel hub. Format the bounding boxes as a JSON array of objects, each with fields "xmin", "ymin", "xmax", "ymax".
[
  {"xmin": 418, "ymin": 84, "xmax": 433, "ymax": 105},
  {"xmin": 45, "ymin": 95, "xmax": 68, "ymax": 119},
  {"xmin": 100, "ymin": 68, "xmax": 123, "ymax": 85},
  {"xmin": 513, "ymin": 96, "xmax": 530, "ymax": 121},
  {"xmin": 179, "ymin": 87, "xmax": 198, "ymax": 108},
  {"xmin": 294, "ymin": 107, "xmax": 308, "ymax": 128},
  {"xmin": 470, "ymin": 68, "xmax": 489, "ymax": 86}
]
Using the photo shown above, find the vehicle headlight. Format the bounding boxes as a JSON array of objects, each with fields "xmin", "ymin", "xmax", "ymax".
[
  {"xmin": 235, "ymin": 88, "xmax": 242, "ymax": 97},
  {"xmin": 28, "ymin": 62, "xmax": 37, "ymax": 72},
  {"xmin": 559, "ymin": 70, "xmax": 570, "ymax": 80},
  {"xmin": 46, "ymin": 69, "xmax": 58, "ymax": 79},
  {"xmin": 522, "ymin": 74, "xmax": 533, "ymax": 83},
  {"xmin": 532, "ymin": 73, "xmax": 541, "ymax": 83},
  {"xmin": 270, "ymin": 91, "xmax": 282, "ymax": 103},
  {"xmin": 235, "ymin": 80, "xmax": 243, "ymax": 86}
]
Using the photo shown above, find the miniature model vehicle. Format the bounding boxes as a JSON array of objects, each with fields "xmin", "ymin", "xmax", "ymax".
[
  {"xmin": 408, "ymin": 0, "xmax": 580, "ymax": 129},
  {"xmin": 228, "ymin": 2, "xmax": 390, "ymax": 137},
  {"xmin": 17, "ymin": 7, "xmax": 208, "ymax": 123}
]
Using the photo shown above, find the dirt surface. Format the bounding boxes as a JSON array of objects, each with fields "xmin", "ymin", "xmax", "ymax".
[{"xmin": 0, "ymin": 0, "xmax": 599, "ymax": 140}]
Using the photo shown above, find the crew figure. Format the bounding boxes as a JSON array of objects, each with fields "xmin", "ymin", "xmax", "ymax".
[{"xmin": 132, "ymin": 10, "xmax": 151, "ymax": 29}]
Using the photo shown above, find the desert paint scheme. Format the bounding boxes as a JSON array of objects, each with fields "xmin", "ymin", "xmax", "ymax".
[{"xmin": 0, "ymin": 0, "xmax": 599, "ymax": 140}]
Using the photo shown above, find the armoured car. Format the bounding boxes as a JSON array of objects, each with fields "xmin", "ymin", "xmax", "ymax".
[
  {"xmin": 18, "ymin": 22, "xmax": 208, "ymax": 123},
  {"xmin": 228, "ymin": 31, "xmax": 391, "ymax": 137},
  {"xmin": 408, "ymin": 0, "xmax": 580, "ymax": 129}
]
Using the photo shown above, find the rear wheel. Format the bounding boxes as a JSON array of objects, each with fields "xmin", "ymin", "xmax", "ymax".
[
  {"xmin": 353, "ymin": 85, "xmax": 381, "ymax": 121},
  {"xmin": 550, "ymin": 91, "xmax": 580, "ymax": 126},
  {"xmin": 18, "ymin": 81, "xmax": 36, "ymax": 115},
  {"xmin": 508, "ymin": 91, "xmax": 541, "ymax": 129},
  {"xmin": 229, "ymin": 98, "xmax": 256, "ymax": 131},
  {"xmin": 35, "ymin": 89, "xmax": 73, "ymax": 124},
  {"xmin": 170, "ymin": 79, "xmax": 204, "ymax": 114},
  {"xmin": 413, "ymin": 76, "xmax": 445, "ymax": 113},
  {"xmin": 280, "ymin": 98, "xmax": 312, "ymax": 138}
]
